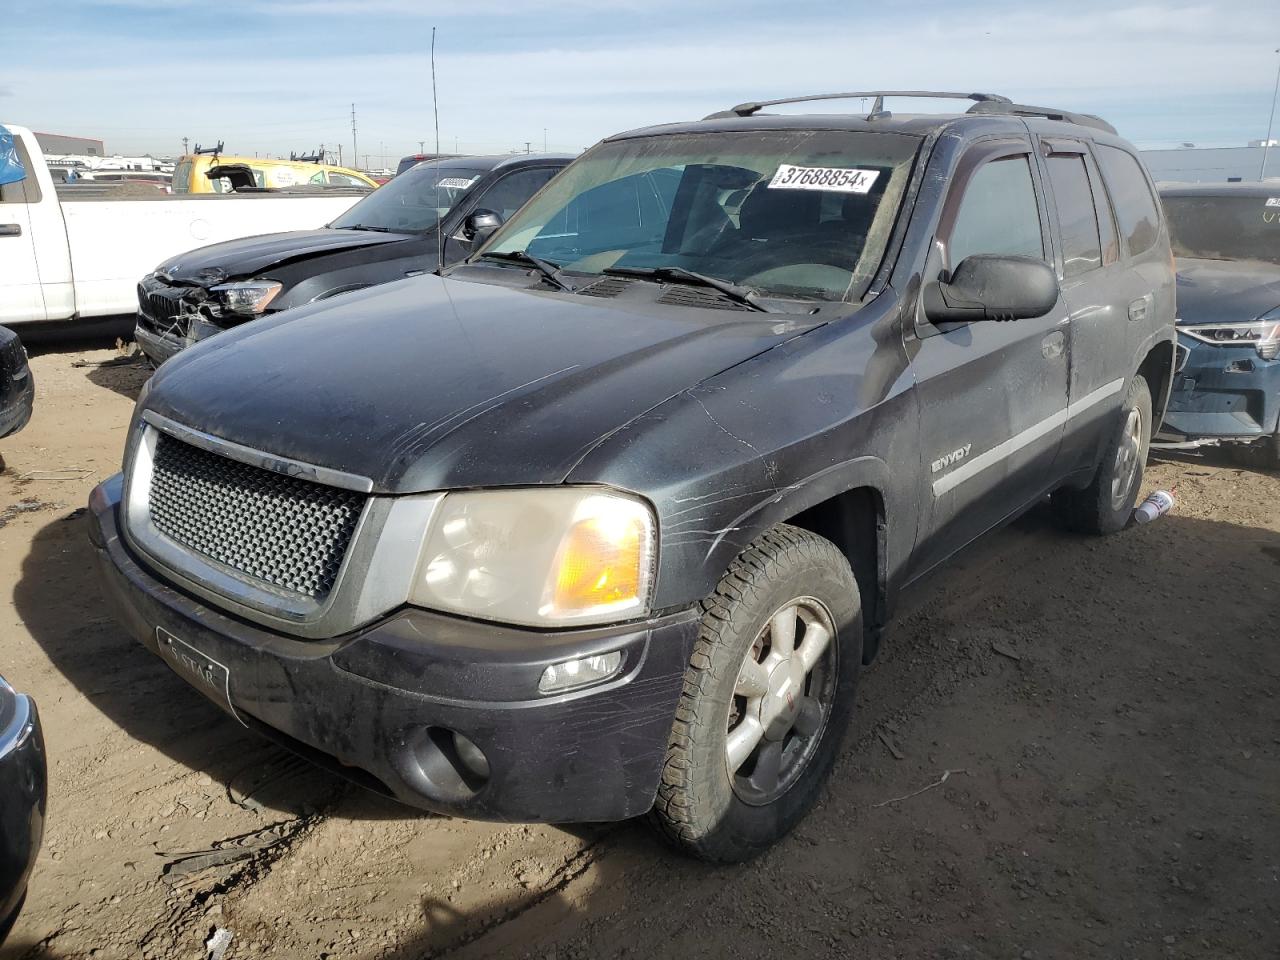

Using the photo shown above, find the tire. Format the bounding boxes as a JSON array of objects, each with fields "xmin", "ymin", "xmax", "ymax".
[
  {"xmin": 1226, "ymin": 432, "xmax": 1280, "ymax": 472},
  {"xmin": 650, "ymin": 524, "xmax": 862, "ymax": 862},
  {"xmin": 1053, "ymin": 375, "xmax": 1152, "ymax": 535}
]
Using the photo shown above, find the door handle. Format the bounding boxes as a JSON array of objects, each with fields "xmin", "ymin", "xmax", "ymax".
[
  {"xmin": 0, "ymin": 223, "xmax": 22, "ymax": 238},
  {"xmin": 1128, "ymin": 294, "xmax": 1151, "ymax": 323}
]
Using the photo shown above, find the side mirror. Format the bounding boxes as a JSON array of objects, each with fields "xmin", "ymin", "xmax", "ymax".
[
  {"xmin": 463, "ymin": 209, "xmax": 503, "ymax": 246},
  {"xmin": 924, "ymin": 254, "xmax": 1059, "ymax": 323}
]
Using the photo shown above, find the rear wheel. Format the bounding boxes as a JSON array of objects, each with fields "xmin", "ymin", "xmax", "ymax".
[
  {"xmin": 1053, "ymin": 375, "xmax": 1152, "ymax": 534},
  {"xmin": 650, "ymin": 525, "xmax": 861, "ymax": 862}
]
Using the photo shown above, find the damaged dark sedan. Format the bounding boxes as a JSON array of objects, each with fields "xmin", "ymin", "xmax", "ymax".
[
  {"xmin": 1157, "ymin": 182, "xmax": 1280, "ymax": 466},
  {"xmin": 134, "ymin": 154, "xmax": 571, "ymax": 364}
]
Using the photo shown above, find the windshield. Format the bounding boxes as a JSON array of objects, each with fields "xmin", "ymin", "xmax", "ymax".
[
  {"xmin": 331, "ymin": 162, "xmax": 487, "ymax": 233},
  {"xmin": 483, "ymin": 130, "xmax": 919, "ymax": 300},
  {"xmin": 1163, "ymin": 193, "xmax": 1280, "ymax": 265}
]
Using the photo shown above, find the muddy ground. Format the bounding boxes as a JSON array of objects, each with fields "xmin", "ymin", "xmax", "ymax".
[{"xmin": 0, "ymin": 344, "xmax": 1276, "ymax": 960}]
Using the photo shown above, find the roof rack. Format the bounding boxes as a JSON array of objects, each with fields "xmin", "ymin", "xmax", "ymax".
[
  {"xmin": 704, "ymin": 91, "xmax": 1117, "ymax": 135},
  {"xmin": 705, "ymin": 91, "xmax": 1011, "ymax": 120},
  {"xmin": 964, "ymin": 100, "xmax": 1116, "ymax": 135}
]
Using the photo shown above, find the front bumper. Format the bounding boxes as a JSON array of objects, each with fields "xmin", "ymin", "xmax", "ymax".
[
  {"xmin": 0, "ymin": 367, "xmax": 34, "ymax": 440},
  {"xmin": 89, "ymin": 475, "xmax": 698, "ymax": 823},
  {"xmin": 0, "ymin": 681, "xmax": 46, "ymax": 940},
  {"xmin": 1159, "ymin": 333, "xmax": 1280, "ymax": 442}
]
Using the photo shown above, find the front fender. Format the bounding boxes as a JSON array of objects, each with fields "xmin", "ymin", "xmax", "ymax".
[{"xmin": 570, "ymin": 298, "xmax": 921, "ymax": 615}]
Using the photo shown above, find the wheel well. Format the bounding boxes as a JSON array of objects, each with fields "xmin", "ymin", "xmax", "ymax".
[
  {"xmin": 787, "ymin": 487, "xmax": 886, "ymax": 664},
  {"xmin": 1138, "ymin": 340, "xmax": 1175, "ymax": 427}
]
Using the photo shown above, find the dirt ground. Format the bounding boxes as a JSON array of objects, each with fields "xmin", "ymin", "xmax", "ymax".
[{"xmin": 0, "ymin": 344, "xmax": 1277, "ymax": 960}]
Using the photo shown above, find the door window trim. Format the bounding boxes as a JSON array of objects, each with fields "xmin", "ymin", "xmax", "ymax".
[{"xmin": 935, "ymin": 138, "xmax": 1050, "ymax": 272}]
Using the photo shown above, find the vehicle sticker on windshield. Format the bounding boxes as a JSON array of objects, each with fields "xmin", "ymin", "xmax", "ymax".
[
  {"xmin": 768, "ymin": 165, "xmax": 880, "ymax": 193},
  {"xmin": 437, "ymin": 177, "xmax": 478, "ymax": 190},
  {"xmin": 1267, "ymin": 197, "xmax": 1280, "ymax": 207}
]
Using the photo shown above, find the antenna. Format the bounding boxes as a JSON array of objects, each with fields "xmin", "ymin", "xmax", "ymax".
[
  {"xmin": 433, "ymin": 25, "xmax": 444, "ymax": 273},
  {"xmin": 351, "ymin": 103, "xmax": 358, "ymax": 172}
]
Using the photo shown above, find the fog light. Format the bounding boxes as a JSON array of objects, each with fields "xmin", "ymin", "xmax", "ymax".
[{"xmin": 538, "ymin": 651, "xmax": 623, "ymax": 694}]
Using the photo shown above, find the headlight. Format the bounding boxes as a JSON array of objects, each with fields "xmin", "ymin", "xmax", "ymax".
[
  {"xmin": 1181, "ymin": 320, "xmax": 1280, "ymax": 360},
  {"xmin": 211, "ymin": 280, "xmax": 283, "ymax": 316},
  {"xmin": 410, "ymin": 487, "xmax": 656, "ymax": 627}
]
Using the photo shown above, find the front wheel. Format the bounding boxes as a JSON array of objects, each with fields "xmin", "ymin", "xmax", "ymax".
[
  {"xmin": 650, "ymin": 525, "xmax": 862, "ymax": 862},
  {"xmin": 1053, "ymin": 375, "xmax": 1152, "ymax": 535}
]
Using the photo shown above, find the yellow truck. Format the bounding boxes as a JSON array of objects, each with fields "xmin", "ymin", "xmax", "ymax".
[{"xmin": 173, "ymin": 153, "xmax": 377, "ymax": 194}]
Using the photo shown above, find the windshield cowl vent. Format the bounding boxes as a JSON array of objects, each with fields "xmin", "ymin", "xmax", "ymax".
[
  {"xmin": 656, "ymin": 284, "xmax": 746, "ymax": 311},
  {"xmin": 579, "ymin": 277, "xmax": 636, "ymax": 299}
]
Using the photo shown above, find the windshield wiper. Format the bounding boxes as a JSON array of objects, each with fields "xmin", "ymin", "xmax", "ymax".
[
  {"xmin": 337, "ymin": 224, "xmax": 395, "ymax": 233},
  {"xmin": 602, "ymin": 265, "xmax": 769, "ymax": 312},
  {"xmin": 477, "ymin": 250, "xmax": 575, "ymax": 292}
]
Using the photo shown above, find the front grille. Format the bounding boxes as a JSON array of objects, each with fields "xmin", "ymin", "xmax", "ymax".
[{"xmin": 148, "ymin": 433, "xmax": 366, "ymax": 600}]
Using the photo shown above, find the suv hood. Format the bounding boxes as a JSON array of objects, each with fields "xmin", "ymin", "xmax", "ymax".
[
  {"xmin": 145, "ymin": 275, "xmax": 821, "ymax": 493},
  {"xmin": 1175, "ymin": 258, "xmax": 1280, "ymax": 325},
  {"xmin": 157, "ymin": 229, "xmax": 416, "ymax": 285}
]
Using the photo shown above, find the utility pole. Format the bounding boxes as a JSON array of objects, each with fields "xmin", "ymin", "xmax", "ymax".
[
  {"xmin": 1262, "ymin": 47, "xmax": 1280, "ymax": 181},
  {"xmin": 181, "ymin": 136, "xmax": 189, "ymax": 156},
  {"xmin": 419, "ymin": 140, "xmax": 425, "ymax": 153},
  {"xmin": 363, "ymin": 154, "xmax": 370, "ymax": 169},
  {"xmin": 337, "ymin": 144, "xmax": 343, "ymax": 167},
  {"xmin": 524, "ymin": 141, "xmax": 531, "ymax": 154},
  {"xmin": 351, "ymin": 103, "xmax": 359, "ymax": 172},
  {"xmin": 543, "ymin": 128, "xmax": 547, "ymax": 152}
]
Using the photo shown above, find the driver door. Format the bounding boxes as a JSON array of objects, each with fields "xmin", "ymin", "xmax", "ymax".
[{"xmin": 907, "ymin": 139, "xmax": 1071, "ymax": 575}]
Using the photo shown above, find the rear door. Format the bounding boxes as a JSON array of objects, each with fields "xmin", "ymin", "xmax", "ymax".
[
  {"xmin": 1035, "ymin": 138, "xmax": 1132, "ymax": 473},
  {"xmin": 0, "ymin": 134, "xmax": 48, "ymax": 325},
  {"xmin": 908, "ymin": 138, "xmax": 1071, "ymax": 573}
]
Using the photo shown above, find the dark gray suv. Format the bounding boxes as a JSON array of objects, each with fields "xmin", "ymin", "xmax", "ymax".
[{"xmin": 90, "ymin": 92, "xmax": 1176, "ymax": 861}]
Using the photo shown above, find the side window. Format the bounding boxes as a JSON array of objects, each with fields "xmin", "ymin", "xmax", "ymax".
[
  {"xmin": 0, "ymin": 138, "xmax": 42, "ymax": 204},
  {"xmin": 327, "ymin": 172, "xmax": 366, "ymax": 188},
  {"xmin": 1045, "ymin": 154, "xmax": 1102, "ymax": 277},
  {"xmin": 1094, "ymin": 144, "xmax": 1160, "ymax": 257},
  {"xmin": 475, "ymin": 167, "xmax": 558, "ymax": 221},
  {"xmin": 1086, "ymin": 154, "xmax": 1120, "ymax": 266},
  {"xmin": 947, "ymin": 155, "xmax": 1043, "ymax": 268}
]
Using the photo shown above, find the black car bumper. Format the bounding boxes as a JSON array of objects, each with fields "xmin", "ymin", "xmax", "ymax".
[
  {"xmin": 0, "ymin": 331, "xmax": 34, "ymax": 440},
  {"xmin": 133, "ymin": 318, "xmax": 184, "ymax": 367},
  {"xmin": 0, "ymin": 679, "xmax": 46, "ymax": 942},
  {"xmin": 88, "ymin": 475, "xmax": 698, "ymax": 823}
]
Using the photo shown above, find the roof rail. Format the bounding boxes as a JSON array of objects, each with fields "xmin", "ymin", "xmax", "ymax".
[
  {"xmin": 704, "ymin": 91, "xmax": 1011, "ymax": 120},
  {"xmin": 965, "ymin": 100, "xmax": 1117, "ymax": 135}
]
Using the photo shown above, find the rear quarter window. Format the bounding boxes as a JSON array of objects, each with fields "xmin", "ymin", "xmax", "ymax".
[{"xmin": 1094, "ymin": 145, "xmax": 1161, "ymax": 257}]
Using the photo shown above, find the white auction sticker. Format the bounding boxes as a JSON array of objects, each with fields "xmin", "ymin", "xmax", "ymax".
[
  {"xmin": 437, "ymin": 177, "xmax": 478, "ymax": 190},
  {"xmin": 1266, "ymin": 197, "xmax": 1280, "ymax": 208},
  {"xmin": 768, "ymin": 164, "xmax": 880, "ymax": 193}
]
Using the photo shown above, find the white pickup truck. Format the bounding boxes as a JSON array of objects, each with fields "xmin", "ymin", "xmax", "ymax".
[{"xmin": 1, "ymin": 123, "xmax": 366, "ymax": 329}]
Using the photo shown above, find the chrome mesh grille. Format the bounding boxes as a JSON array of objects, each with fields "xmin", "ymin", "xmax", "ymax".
[{"xmin": 148, "ymin": 433, "xmax": 366, "ymax": 599}]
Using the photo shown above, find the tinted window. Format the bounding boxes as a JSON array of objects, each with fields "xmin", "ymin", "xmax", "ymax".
[
  {"xmin": 948, "ymin": 156, "xmax": 1043, "ymax": 267},
  {"xmin": 327, "ymin": 172, "xmax": 367, "ymax": 187},
  {"xmin": 1046, "ymin": 155, "xmax": 1102, "ymax": 277},
  {"xmin": 173, "ymin": 161, "xmax": 193, "ymax": 193},
  {"xmin": 1163, "ymin": 193, "xmax": 1280, "ymax": 265},
  {"xmin": 1094, "ymin": 145, "xmax": 1160, "ymax": 256},
  {"xmin": 473, "ymin": 167, "xmax": 559, "ymax": 221}
]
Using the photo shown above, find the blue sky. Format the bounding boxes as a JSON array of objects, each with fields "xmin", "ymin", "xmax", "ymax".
[{"xmin": 3, "ymin": 0, "xmax": 1279, "ymax": 164}]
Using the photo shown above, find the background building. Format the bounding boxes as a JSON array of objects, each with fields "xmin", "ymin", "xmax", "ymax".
[
  {"xmin": 1142, "ymin": 145, "xmax": 1280, "ymax": 182},
  {"xmin": 33, "ymin": 131, "xmax": 104, "ymax": 156}
]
